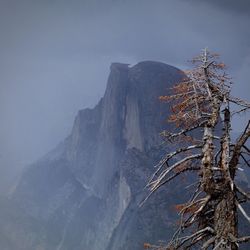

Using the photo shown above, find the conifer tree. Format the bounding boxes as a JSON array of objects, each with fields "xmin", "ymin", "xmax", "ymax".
[{"xmin": 145, "ymin": 49, "xmax": 250, "ymax": 249}]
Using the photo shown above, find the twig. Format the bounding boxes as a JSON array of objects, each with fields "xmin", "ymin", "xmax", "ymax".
[
  {"xmin": 161, "ymin": 121, "xmax": 207, "ymax": 141},
  {"xmin": 243, "ymin": 145, "xmax": 250, "ymax": 153},
  {"xmin": 189, "ymin": 195, "xmax": 211, "ymax": 224},
  {"xmin": 201, "ymin": 236, "xmax": 215, "ymax": 249},
  {"xmin": 235, "ymin": 236, "xmax": 250, "ymax": 243},
  {"xmin": 149, "ymin": 154, "xmax": 202, "ymax": 192},
  {"xmin": 149, "ymin": 144, "xmax": 202, "ymax": 183},
  {"xmin": 231, "ymin": 107, "xmax": 249, "ymax": 116},
  {"xmin": 240, "ymin": 153, "xmax": 250, "ymax": 167},
  {"xmin": 237, "ymin": 202, "xmax": 250, "ymax": 223},
  {"xmin": 236, "ymin": 185, "xmax": 250, "ymax": 200},
  {"xmin": 212, "ymin": 239, "xmax": 226, "ymax": 250},
  {"xmin": 176, "ymin": 226, "xmax": 214, "ymax": 248}
]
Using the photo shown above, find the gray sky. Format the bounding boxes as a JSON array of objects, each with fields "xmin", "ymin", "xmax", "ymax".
[{"xmin": 0, "ymin": 0, "xmax": 250, "ymax": 190}]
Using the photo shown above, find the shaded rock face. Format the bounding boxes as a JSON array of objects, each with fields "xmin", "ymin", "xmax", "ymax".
[{"xmin": 0, "ymin": 61, "xmax": 186, "ymax": 250}]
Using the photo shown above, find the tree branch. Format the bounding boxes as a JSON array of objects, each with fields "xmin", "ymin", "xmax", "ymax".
[
  {"xmin": 231, "ymin": 107, "xmax": 250, "ymax": 116},
  {"xmin": 149, "ymin": 154, "xmax": 202, "ymax": 192},
  {"xmin": 237, "ymin": 202, "xmax": 250, "ymax": 223},
  {"xmin": 235, "ymin": 236, "xmax": 250, "ymax": 243},
  {"xmin": 243, "ymin": 145, "xmax": 250, "ymax": 153},
  {"xmin": 176, "ymin": 226, "xmax": 214, "ymax": 248},
  {"xmin": 201, "ymin": 236, "xmax": 216, "ymax": 249},
  {"xmin": 213, "ymin": 239, "xmax": 226, "ymax": 250},
  {"xmin": 150, "ymin": 144, "xmax": 202, "ymax": 183},
  {"xmin": 236, "ymin": 185, "xmax": 250, "ymax": 201},
  {"xmin": 240, "ymin": 153, "xmax": 250, "ymax": 168},
  {"xmin": 229, "ymin": 96, "xmax": 250, "ymax": 109},
  {"xmin": 140, "ymin": 154, "xmax": 202, "ymax": 207},
  {"xmin": 189, "ymin": 195, "xmax": 211, "ymax": 224},
  {"xmin": 161, "ymin": 121, "xmax": 207, "ymax": 141},
  {"xmin": 153, "ymin": 167, "xmax": 200, "ymax": 192},
  {"xmin": 230, "ymin": 120, "xmax": 250, "ymax": 176}
]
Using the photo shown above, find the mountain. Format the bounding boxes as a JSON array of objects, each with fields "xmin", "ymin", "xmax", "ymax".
[{"xmin": 3, "ymin": 61, "xmax": 248, "ymax": 250}]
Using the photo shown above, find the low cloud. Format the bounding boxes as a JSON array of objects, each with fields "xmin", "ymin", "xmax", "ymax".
[{"xmin": 0, "ymin": 0, "xmax": 249, "ymax": 191}]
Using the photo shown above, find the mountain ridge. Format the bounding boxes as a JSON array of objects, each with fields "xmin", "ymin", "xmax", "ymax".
[{"xmin": 1, "ymin": 61, "xmax": 185, "ymax": 250}]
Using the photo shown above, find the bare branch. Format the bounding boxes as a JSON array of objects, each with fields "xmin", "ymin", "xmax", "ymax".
[
  {"xmin": 235, "ymin": 236, "xmax": 250, "ymax": 243},
  {"xmin": 176, "ymin": 226, "xmax": 214, "ymax": 248},
  {"xmin": 240, "ymin": 153, "xmax": 250, "ymax": 168},
  {"xmin": 201, "ymin": 236, "xmax": 216, "ymax": 249},
  {"xmin": 161, "ymin": 121, "xmax": 207, "ymax": 141},
  {"xmin": 213, "ymin": 239, "xmax": 226, "ymax": 250},
  {"xmin": 140, "ymin": 154, "xmax": 202, "ymax": 207},
  {"xmin": 243, "ymin": 145, "xmax": 250, "ymax": 153},
  {"xmin": 150, "ymin": 144, "xmax": 202, "ymax": 183},
  {"xmin": 163, "ymin": 90, "xmax": 195, "ymax": 99},
  {"xmin": 229, "ymin": 96, "xmax": 250, "ymax": 109},
  {"xmin": 154, "ymin": 166, "xmax": 200, "ymax": 191},
  {"xmin": 149, "ymin": 154, "xmax": 202, "ymax": 192},
  {"xmin": 188, "ymin": 183, "xmax": 202, "ymax": 204},
  {"xmin": 231, "ymin": 107, "xmax": 250, "ymax": 116},
  {"xmin": 189, "ymin": 195, "xmax": 211, "ymax": 224},
  {"xmin": 184, "ymin": 233, "xmax": 209, "ymax": 249},
  {"xmin": 237, "ymin": 202, "xmax": 250, "ymax": 224},
  {"xmin": 212, "ymin": 135, "xmax": 220, "ymax": 140},
  {"xmin": 214, "ymin": 149, "xmax": 221, "ymax": 164},
  {"xmin": 230, "ymin": 120, "xmax": 250, "ymax": 175},
  {"xmin": 179, "ymin": 196, "xmax": 206, "ymax": 215},
  {"xmin": 236, "ymin": 185, "xmax": 250, "ymax": 201}
]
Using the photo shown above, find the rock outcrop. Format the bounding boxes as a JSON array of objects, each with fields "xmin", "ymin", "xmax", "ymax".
[{"xmin": 0, "ymin": 61, "xmax": 191, "ymax": 249}]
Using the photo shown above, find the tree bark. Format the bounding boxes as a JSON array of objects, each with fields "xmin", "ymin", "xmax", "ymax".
[{"xmin": 214, "ymin": 189, "xmax": 238, "ymax": 249}]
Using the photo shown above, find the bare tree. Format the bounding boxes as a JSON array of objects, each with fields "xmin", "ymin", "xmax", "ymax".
[{"xmin": 144, "ymin": 49, "xmax": 250, "ymax": 249}]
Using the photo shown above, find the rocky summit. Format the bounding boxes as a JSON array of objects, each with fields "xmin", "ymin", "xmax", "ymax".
[{"xmin": 0, "ymin": 61, "xmax": 190, "ymax": 250}]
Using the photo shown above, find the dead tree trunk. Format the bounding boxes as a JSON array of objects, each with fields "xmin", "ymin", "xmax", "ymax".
[
  {"xmin": 144, "ymin": 49, "xmax": 250, "ymax": 250},
  {"xmin": 214, "ymin": 191, "xmax": 238, "ymax": 249},
  {"xmin": 213, "ymin": 108, "xmax": 238, "ymax": 250}
]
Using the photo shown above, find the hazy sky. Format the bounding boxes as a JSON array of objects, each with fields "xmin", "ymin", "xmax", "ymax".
[{"xmin": 0, "ymin": 0, "xmax": 250, "ymax": 189}]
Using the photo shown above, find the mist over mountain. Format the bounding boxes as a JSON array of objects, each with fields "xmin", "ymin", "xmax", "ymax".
[
  {"xmin": 1, "ymin": 0, "xmax": 249, "ymax": 192},
  {"xmin": 0, "ymin": 61, "xmax": 188, "ymax": 249},
  {"xmin": 0, "ymin": 1, "xmax": 249, "ymax": 249}
]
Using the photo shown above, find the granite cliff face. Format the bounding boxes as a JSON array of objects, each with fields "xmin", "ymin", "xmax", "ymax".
[{"xmin": 0, "ymin": 61, "xmax": 186, "ymax": 249}]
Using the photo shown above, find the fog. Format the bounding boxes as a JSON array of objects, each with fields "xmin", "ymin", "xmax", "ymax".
[{"xmin": 0, "ymin": 0, "xmax": 249, "ymax": 192}]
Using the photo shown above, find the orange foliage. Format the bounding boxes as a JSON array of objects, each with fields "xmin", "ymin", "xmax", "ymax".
[
  {"xmin": 160, "ymin": 51, "xmax": 231, "ymax": 132},
  {"xmin": 174, "ymin": 202, "xmax": 200, "ymax": 215},
  {"xmin": 174, "ymin": 203, "xmax": 186, "ymax": 212},
  {"xmin": 144, "ymin": 243, "xmax": 152, "ymax": 249}
]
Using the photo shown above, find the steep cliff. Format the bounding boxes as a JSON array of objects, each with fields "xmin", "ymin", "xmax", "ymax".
[{"xmin": 0, "ymin": 61, "xmax": 188, "ymax": 249}]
